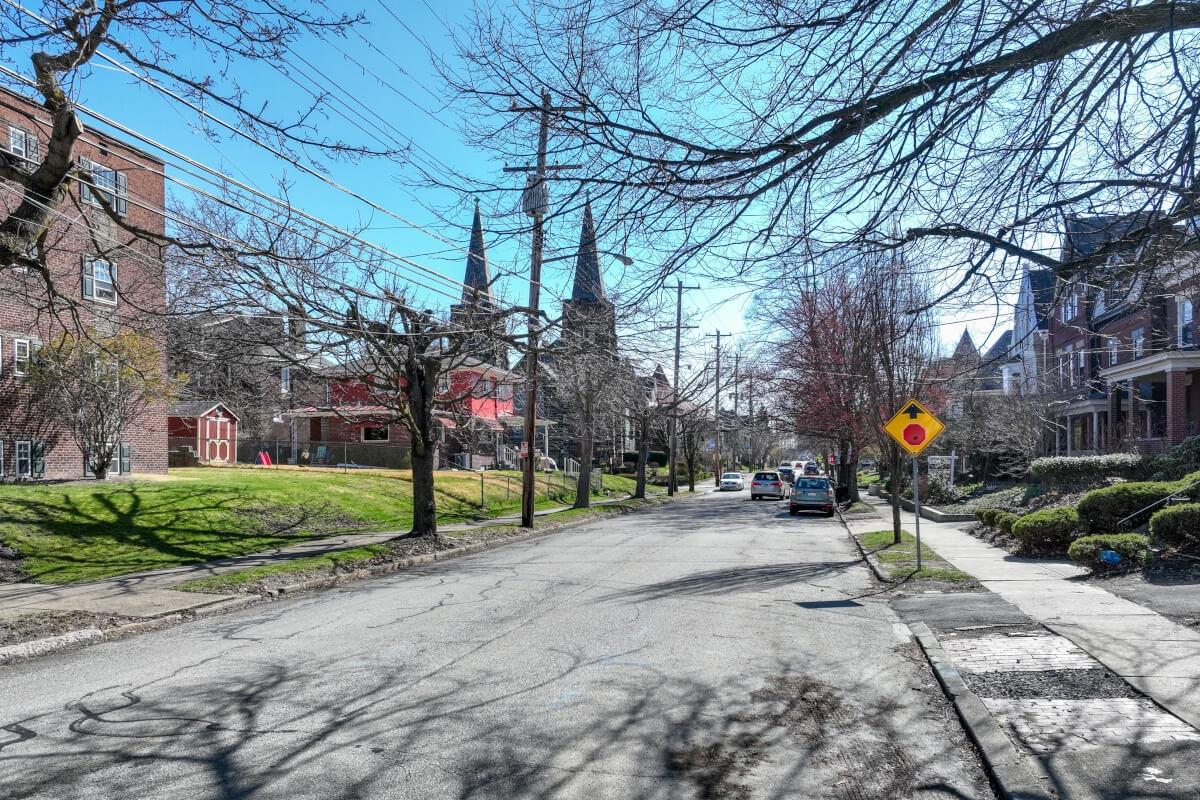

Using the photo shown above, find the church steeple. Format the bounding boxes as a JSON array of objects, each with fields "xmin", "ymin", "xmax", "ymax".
[
  {"xmin": 462, "ymin": 199, "xmax": 493, "ymax": 307},
  {"xmin": 450, "ymin": 200, "xmax": 506, "ymax": 367},
  {"xmin": 571, "ymin": 200, "xmax": 605, "ymax": 303}
]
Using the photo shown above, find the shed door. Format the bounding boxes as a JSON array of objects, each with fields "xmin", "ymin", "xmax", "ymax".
[{"xmin": 205, "ymin": 416, "xmax": 231, "ymax": 463}]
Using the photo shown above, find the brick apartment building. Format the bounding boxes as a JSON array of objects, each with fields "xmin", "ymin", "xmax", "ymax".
[{"xmin": 0, "ymin": 87, "xmax": 168, "ymax": 479}]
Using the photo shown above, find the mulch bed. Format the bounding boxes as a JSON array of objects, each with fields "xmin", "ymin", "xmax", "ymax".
[
  {"xmin": 1, "ymin": 610, "xmax": 141, "ymax": 648},
  {"xmin": 0, "ymin": 543, "xmax": 25, "ymax": 584}
]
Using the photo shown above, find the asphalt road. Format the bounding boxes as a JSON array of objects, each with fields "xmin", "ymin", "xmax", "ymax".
[{"xmin": 0, "ymin": 488, "xmax": 991, "ymax": 800}]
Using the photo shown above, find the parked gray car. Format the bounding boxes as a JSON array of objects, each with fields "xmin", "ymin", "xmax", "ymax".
[
  {"xmin": 789, "ymin": 476, "xmax": 835, "ymax": 516},
  {"xmin": 750, "ymin": 471, "xmax": 789, "ymax": 500}
]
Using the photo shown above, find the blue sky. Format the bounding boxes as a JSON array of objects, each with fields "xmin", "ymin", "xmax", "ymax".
[{"xmin": 22, "ymin": 0, "xmax": 1001, "ymax": 364}]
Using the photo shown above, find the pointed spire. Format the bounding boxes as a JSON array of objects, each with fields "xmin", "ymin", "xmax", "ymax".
[
  {"xmin": 953, "ymin": 329, "xmax": 978, "ymax": 360},
  {"xmin": 571, "ymin": 200, "xmax": 605, "ymax": 303},
  {"xmin": 462, "ymin": 199, "xmax": 493, "ymax": 306}
]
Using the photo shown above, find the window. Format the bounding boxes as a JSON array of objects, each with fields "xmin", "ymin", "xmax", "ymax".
[
  {"xmin": 436, "ymin": 374, "xmax": 450, "ymax": 394},
  {"xmin": 82, "ymin": 258, "xmax": 116, "ymax": 303},
  {"xmin": 1077, "ymin": 350, "xmax": 1086, "ymax": 383},
  {"xmin": 497, "ymin": 382, "xmax": 513, "ymax": 402},
  {"xmin": 7, "ymin": 126, "xmax": 38, "ymax": 165},
  {"xmin": 1179, "ymin": 299, "xmax": 1194, "ymax": 347},
  {"xmin": 1109, "ymin": 339, "xmax": 1119, "ymax": 366},
  {"xmin": 15, "ymin": 440, "xmax": 30, "ymax": 478},
  {"xmin": 361, "ymin": 426, "xmax": 389, "ymax": 442},
  {"xmin": 474, "ymin": 378, "xmax": 495, "ymax": 396},
  {"xmin": 78, "ymin": 157, "xmax": 128, "ymax": 216},
  {"xmin": 14, "ymin": 339, "xmax": 29, "ymax": 376},
  {"xmin": 1059, "ymin": 344, "xmax": 1074, "ymax": 386},
  {"xmin": 1133, "ymin": 328, "xmax": 1145, "ymax": 358},
  {"xmin": 280, "ymin": 366, "xmax": 292, "ymax": 396},
  {"xmin": 1062, "ymin": 289, "xmax": 1080, "ymax": 321}
]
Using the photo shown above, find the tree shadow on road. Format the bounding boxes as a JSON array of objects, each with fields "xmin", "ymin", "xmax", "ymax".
[{"xmin": 598, "ymin": 561, "xmax": 862, "ymax": 602}]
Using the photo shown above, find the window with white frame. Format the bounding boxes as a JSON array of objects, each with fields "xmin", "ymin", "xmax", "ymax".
[
  {"xmin": 1077, "ymin": 349, "xmax": 1086, "ymax": 383},
  {"xmin": 280, "ymin": 366, "xmax": 291, "ymax": 395},
  {"xmin": 14, "ymin": 339, "xmax": 29, "ymax": 376},
  {"xmin": 1133, "ymin": 328, "xmax": 1146, "ymax": 358},
  {"xmin": 82, "ymin": 258, "xmax": 116, "ymax": 303},
  {"xmin": 1179, "ymin": 298, "xmax": 1194, "ymax": 346},
  {"xmin": 361, "ymin": 426, "xmax": 389, "ymax": 442},
  {"xmin": 1060, "ymin": 344, "xmax": 1074, "ymax": 386},
  {"xmin": 1109, "ymin": 339, "xmax": 1119, "ymax": 366},
  {"xmin": 15, "ymin": 440, "xmax": 31, "ymax": 478},
  {"xmin": 7, "ymin": 125, "xmax": 38, "ymax": 165},
  {"xmin": 78, "ymin": 157, "xmax": 128, "ymax": 216}
]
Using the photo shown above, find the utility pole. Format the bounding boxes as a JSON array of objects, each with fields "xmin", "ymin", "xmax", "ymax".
[
  {"xmin": 732, "ymin": 352, "xmax": 740, "ymax": 470},
  {"xmin": 504, "ymin": 90, "xmax": 583, "ymax": 528},
  {"xmin": 668, "ymin": 279, "xmax": 700, "ymax": 496},
  {"xmin": 707, "ymin": 331, "xmax": 727, "ymax": 486}
]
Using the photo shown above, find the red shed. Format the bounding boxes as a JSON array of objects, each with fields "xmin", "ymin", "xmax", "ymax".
[{"xmin": 168, "ymin": 402, "xmax": 239, "ymax": 464}]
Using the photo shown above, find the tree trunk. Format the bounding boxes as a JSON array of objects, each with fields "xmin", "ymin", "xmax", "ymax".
[
  {"xmin": 409, "ymin": 440, "xmax": 438, "ymax": 537},
  {"xmin": 633, "ymin": 413, "xmax": 649, "ymax": 499},
  {"xmin": 574, "ymin": 430, "xmax": 594, "ymax": 508}
]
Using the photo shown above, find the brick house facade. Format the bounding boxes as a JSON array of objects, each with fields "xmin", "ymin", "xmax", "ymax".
[
  {"xmin": 0, "ymin": 88, "xmax": 168, "ymax": 479},
  {"xmin": 1039, "ymin": 216, "xmax": 1200, "ymax": 455}
]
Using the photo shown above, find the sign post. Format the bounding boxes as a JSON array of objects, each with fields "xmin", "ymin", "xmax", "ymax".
[{"xmin": 882, "ymin": 398, "xmax": 946, "ymax": 572}]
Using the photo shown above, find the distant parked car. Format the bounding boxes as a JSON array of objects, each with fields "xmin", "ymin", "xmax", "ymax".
[
  {"xmin": 790, "ymin": 476, "xmax": 835, "ymax": 516},
  {"xmin": 750, "ymin": 471, "xmax": 789, "ymax": 500},
  {"xmin": 803, "ymin": 462, "xmax": 821, "ymax": 476},
  {"xmin": 720, "ymin": 472, "xmax": 745, "ymax": 491},
  {"xmin": 778, "ymin": 466, "xmax": 796, "ymax": 484}
]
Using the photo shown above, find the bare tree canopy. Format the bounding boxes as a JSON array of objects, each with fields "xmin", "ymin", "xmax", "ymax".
[{"xmin": 450, "ymin": 1, "xmax": 1200, "ymax": 300}]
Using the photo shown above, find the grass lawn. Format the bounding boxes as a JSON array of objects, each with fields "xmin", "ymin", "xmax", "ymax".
[
  {"xmin": 859, "ymin": 529, "xmax": 974, "ymax": 583},
  {"xmin": 0, "ymin": 465, "xmax": 634, "ymax": 584}
]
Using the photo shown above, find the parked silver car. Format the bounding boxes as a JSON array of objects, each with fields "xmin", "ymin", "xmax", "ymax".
[
  {"xmin": 750, "ymin": 471, "xmax": 789, "ymax": 500},
  {"xmin": 789, "ymin": 476, "xmax": 835, "ymax": 516}
]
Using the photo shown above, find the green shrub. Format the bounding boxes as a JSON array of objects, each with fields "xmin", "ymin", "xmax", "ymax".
[
  {"xmin": 1067, "ymin": 534, "xmax": 1151, "ymax": 572},
  {"xmin": 924, "ymin": 475, "xmax": 961, "ymax": 506},
  {"xmin": 1149, "ymin": 503, "xmax": 1200, "ymax": 552},
  {"xmin": 1077, "ymin": 481, "xmax": 1183, "ymax": 532},
  {"xmin": 1011, "ymin": 507, "xmax": 1082, "ymax": 555},
  {"xmin": 975, "ymin": 508, "xmax": 1000, "ymax": 526},
  {"xmin": 995, "ymin": 511, "xmax": 1019, "ymax": 534},
  {"xmin": 1030, "ymin": 453, "xmax": 1149, "ymax": 487},
  {"xmin": 1149, "ymin": 437, "xmax": 1200, "ymax": 480}
]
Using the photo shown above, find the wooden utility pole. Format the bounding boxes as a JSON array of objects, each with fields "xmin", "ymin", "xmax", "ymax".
[
  {"xmin": 707, "ymin": 331, "xmax": 727, "ymax": 486},
  {"xmin": 668, "ymin": 279, "xmax": 699, "ymax": 496},
  {"xmin": 503, "ymin": 90, "xmax": 583, "ymax": 528}
]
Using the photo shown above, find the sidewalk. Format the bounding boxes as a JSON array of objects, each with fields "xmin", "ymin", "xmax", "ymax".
[
  {"xmin": 0, "ymin": 491, "xmax": 681, "ymax": 625},
  {"xmin": 856, "ymin": 498, "xmax": 1200, "ymax": 729}
]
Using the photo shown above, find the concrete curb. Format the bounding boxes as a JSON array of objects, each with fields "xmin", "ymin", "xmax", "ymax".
[
  {"xmin": 910, "ymin": 622, "xmax": 1056, "ymax": 800},
  {"xmin": 1, "ymin": 491, "xmax": 704, "ymax": 667},
  {"xmin": 877, "ymin": 491, "xmax": 976, "ymax": 523}
]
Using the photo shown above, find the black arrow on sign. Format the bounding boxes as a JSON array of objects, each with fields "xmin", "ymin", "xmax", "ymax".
[{"xmin": 903, "ymin": 404, "xmax": 922, "ymax": 419}]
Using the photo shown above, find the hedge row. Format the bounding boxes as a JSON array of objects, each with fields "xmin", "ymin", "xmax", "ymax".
[
  {"xmin": 1029, "ymin": 453, "xmax": 1148, "ymax": 487},
  {"xmin": 1075, "ymin": 469, "xmax": 1200, "ymax": 533}
]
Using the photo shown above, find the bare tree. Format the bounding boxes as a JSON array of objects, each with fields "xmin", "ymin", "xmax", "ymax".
[{"xmin": 448, "ymin": 2, "xmax": 1200, "ymax": 308}]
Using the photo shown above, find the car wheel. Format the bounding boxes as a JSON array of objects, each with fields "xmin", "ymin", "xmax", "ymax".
[
  {"xmin": 826, "ymin": 511, "xmax": 835, "ymax": 518},
  {"xmin": 788, "ymin": 507, "xmax": 798, "ymax": 516},
  {"xmin": 750, "ymin": 494, "xmax": 757, "ymax": 500}
]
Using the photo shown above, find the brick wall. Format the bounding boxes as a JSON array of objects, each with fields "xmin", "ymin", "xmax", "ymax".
[{"xmin": 0, "ymin": 88, "xmax": 168, "ymax": 480}]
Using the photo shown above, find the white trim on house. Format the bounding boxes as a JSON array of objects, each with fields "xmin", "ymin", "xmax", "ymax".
[{"xmin": 1099, "ymin": 350, "xmax": 1200, "ymax": 382}]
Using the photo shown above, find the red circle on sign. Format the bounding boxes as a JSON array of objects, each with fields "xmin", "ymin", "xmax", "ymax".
[{"xmin": 903, "ymin": 424, "xmax": 926, "ymax": 446}]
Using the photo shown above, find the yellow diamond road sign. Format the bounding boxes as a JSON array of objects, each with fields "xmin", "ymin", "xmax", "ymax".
[{"xmin": 883, "ymin": 398, "xmax": 945, "ymax": 456}]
